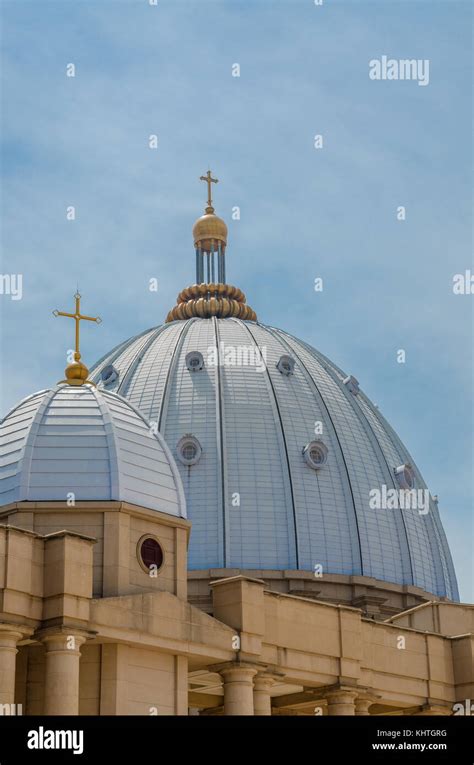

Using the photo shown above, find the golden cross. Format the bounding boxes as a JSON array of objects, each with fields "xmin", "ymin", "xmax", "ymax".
[
  {"xmin": 199, "ymin": 169, "xmax": 218, "ymax": 208},
  {"xmin": 53, "ymin": 292, "xmax": 101, "ymax": 361}
]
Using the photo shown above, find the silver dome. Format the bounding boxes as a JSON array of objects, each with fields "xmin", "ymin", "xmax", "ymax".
[
  {"xmin": 0, "ymin": 385, "xmax": 186, "ymax": 518},
  {"xmin": 89, "ymin": 317, "xmax": 458, "ymax": 600}
]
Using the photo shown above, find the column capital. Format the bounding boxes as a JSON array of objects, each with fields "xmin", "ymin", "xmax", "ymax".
[
  {"xmin": 35, "ymin": 625, "xmax": 96, "ymax": 641},
  {"xmin": 355, "ymin": 696, "xmax": 377, "ymax": 715},
  {"xmin": 354, "ymin": 687, "xmax": 381, "ymax": 715},
  {"xmin": 214, "ymin": 661, "xmax": 258, "ymax": 715},
  {"xmin": 0, "ymin": 622, "xmax": 34, "ymax": 643},
  {"xmin": 254, "ymin": 669, "xmax": 284, "ymax": 687},
  {"xmin": 323, "ymin": 685, "xmax": 358, "ymax": 716},
  {"xmin": 36, "ymin": 626, "xmax": 96, "ymax": 655},
  {"xmin": 318, "ymin": 683, "xmax": 359, "ymax": 699},
  {"xmin": 216, "ymin": 665, "xmax": 258, "ymax": 683},
  {"xmin": 325, "ymin": 689, "xmax": 358, "ymax": 702},
  {"xmin": 254, "ymin": 675, "xmax": 277, "ymax": 691},
  {"xmin": 210, "ymin": 660, "xmax": 260, "ymax": 676}
]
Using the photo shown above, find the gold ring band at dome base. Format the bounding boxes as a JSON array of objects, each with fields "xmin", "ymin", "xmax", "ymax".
[
  {"xmin": 177, "ymin": 283, "xmax": 246, "ymax": 304},
  {"xmin": 165, "ymin": 297, "xmax": 257, "ymax": 323}
]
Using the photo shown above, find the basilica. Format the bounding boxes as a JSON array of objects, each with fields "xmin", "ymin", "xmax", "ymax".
[{"xmin": 0, "ymin": 174, "xmax": 472, "ymax": 716}]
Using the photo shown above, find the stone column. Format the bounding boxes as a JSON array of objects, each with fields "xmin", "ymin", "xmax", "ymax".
[
  {"xmin": 0, "ymin": 626, "xmax": 26, "ymax": 706},
  {"xmin": 40, "ymin": 631, "xmax": 87, "ymax": 715},
  {"xmin": 253, "ymin": 673, "xmax": 277, "ymax": 716},
  {"xmin": 355, "ymin": 696, "xmax": 373, "ymax": 715},
  {"xmin": 325, "ymin": 689, "xmax": 358, "ymax": 716},
  {"xmin": 220, "ymin": 666, "xmax": 257, "ymax": 716}
]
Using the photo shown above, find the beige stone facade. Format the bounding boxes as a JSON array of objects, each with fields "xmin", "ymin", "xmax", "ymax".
[{"xmin": 0, "ymin": 500, "xmax": 472, "ymax": 716}]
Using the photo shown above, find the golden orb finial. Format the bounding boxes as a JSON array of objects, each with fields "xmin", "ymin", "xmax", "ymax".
[
  {"xmin": 53, "ymin": 292, "xmax": 101, "ymax": 386},
  {"xmin": 193, "ymin": 169, "xmax": 228, "ymax": 252},
  {"xmin": 166, "ymin": 172, "xmax": 257, "ymax": 321}
]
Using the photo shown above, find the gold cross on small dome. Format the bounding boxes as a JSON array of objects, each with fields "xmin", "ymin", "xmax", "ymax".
[
  {"xmin": 53, "ymin": 292, "xmax": 101, "ymax": 386},
  {"xmin": 199, "ymin": 169, "xmax": 218, "ymax": 210}
]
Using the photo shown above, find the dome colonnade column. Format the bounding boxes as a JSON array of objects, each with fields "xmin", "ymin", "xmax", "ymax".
[
  {"xmin": 215, "ymin": 663, "xmax": 258, "ymax": 715},
  {"xmin": 212, "ymin": 660, "xmax": 282, "ymax": 716},
  {"xmin": 0, "ymin": 623, "xmax": 33, "ymax": 707},
  {"xmin": 253, "ymin": 671, "xmax": 283, "ymax": 715},
  {"xmin": 213, "ymin": 667, "xmax": 381, "ymax": 716},
  {"xmin": 36, "ymin": 627, "xmax": 94, "ymax": 715},
  {"xmin": 317, "ymin": 685, "xmax": 380, "ymax": 716}
]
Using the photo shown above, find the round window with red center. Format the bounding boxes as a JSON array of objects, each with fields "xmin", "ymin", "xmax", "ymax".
[{"xmin": 138, "ymin": 536, "xmax": 164, "ymax": 573}]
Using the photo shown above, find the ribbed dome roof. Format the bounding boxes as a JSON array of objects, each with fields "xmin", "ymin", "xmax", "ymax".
[
  {"xmin": 0, "ymin": 385, "xmax": 186, "ymax": 517},
  {"xmin": 89, "ymin": 317, "xmax": 458, "ymax": 600}
]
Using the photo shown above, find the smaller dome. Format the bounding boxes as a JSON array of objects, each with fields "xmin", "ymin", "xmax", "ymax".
[
  {"xmin": 0, "ymin": 385, "xmax": 186, "ymax": 517},
  {"xmin": 192, "ymin": 210, "xmax": 228, "ymax": 252}
]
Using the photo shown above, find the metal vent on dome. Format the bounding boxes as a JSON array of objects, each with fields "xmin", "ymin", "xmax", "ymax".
[
  {"xmin": 186, "ymin": 351, "xmax": 204, "ymax": 372},
  {"xmin": 277, "ymin": 355, "xmax": 295, "ymax": 376},
  {"xmin": 177, "ymin": 435, "xmax": 202, "ymax": 466},
  {"xmin": 343, "ymin": 375, "xmax": 359, "ymax": 394},
  {"xmin": 101, "ymin": 364, "xmax": 119, "ymax": 386},
  {"xmin": 394, "ymin": 464, "xmax": 415, "ymax": 490},
  {"xmin": 302, "ymin": 440, "xmax": 328, "ymax": 470}
]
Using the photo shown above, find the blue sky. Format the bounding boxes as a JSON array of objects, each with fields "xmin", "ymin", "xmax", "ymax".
[{"xmin": 1, "ymin": 0, "xmax": 472, "ymax": 600}]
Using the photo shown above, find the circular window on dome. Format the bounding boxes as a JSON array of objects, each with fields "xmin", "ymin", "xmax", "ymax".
[
  {"xmin": 303, "ymin": 440, "xmax": 328, "ymax": 470},
  {"xmin": 137, "ymin": 535, "xmax": 164, "ymax": 574},
  {"xmin": 276, "ymin": 355, "xmax": 295, "ymax": 376},
  {"xmin": 394, "ymin": 463, "xmax": 415, "ymax": 490},
  {"xmin": 186, "ymin": 351, "xmax": 204, "ymax": 372},
  {"xmin": 177, "ymin": 435, "xmax": 202, "ymax": 466},
  {"xmin": 100, "ymin": 364, "xmax": 119, "ymax": 387}
]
